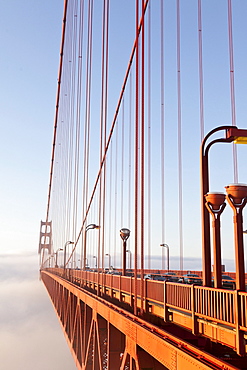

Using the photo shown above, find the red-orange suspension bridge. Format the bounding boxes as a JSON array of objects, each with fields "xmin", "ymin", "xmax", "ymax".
[{"xmin": 39, "ymin": 1, "xmax": 247, "ymax": 369}]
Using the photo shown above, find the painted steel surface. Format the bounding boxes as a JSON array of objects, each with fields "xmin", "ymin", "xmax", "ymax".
[
  {"xmin": 46, "ymin": 267, "xmax": 247, "ymax": 356},
  {"xmin": 41, "ymin": 270, "xmax": 245, "ymax": 369}
]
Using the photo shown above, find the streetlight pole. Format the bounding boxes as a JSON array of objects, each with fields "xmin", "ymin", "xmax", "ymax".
[
  {"xmin": 42, "ymin": 256, "xmax": 51, "ymax": 268},
  {"xmin": 93, "ymin": 255, "xmax": 97, "ymax": 269},
  {"xmin": 160, "ymin": 244, "xmax": 169, "ymax": 272},
  {"xmin": 105, "ymin": 253, "xmax": 111, "ymax": 269},
  {"xmin": 126, "ymin": 250, "xmax": 132, "ymax": 270},
  {"xmin": 120, "ymin": 228, "xmax": 130, "ymax": 276},
  {"xmin": 205, "ymin": 193, "xmax": 226, "ymax": 288},
  {"xmin": 200, "ymin": 125, "xmax": 247, "ymax": 286},
  {"xmin": 83, "ymin": 224, "xmax": 100, "ymax": 270},
  {"xmin": 54, "ymin": 248, "xmax": 63, "ymax": 268},
  {"xmin": 63, "ymin": 241, "xmax": 74, "ymax": 272},
  {"xmin": 226, "ymin": 184, "xmax": 247, "ymax": 291}
]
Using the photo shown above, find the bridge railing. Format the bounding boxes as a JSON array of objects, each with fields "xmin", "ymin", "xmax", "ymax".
[
  {"xmin": 44, "ymin": 267, "xmax": 247, "ymax": 354},
  {"xmin": 165, "ymin": 283, "xmax": 236, "ymax": 325},
  {"xmin": 146, "ymin": 279, "xmax": 164, "ymax": 302},
  {"xmin": 239, "ymin": 291, "xmax": 247, "ymax": 329},
  {"xmin": 165, "ymin": 283, "xmax": 191, "ymax": 312},
  {"xmin": 194, "ymin": 286, "xmax": 235, "ymax": 325}
]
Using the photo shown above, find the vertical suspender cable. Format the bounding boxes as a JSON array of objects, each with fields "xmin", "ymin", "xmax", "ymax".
[
  {"xmin": 121, "ymin": 98, "xmax": 125, "ymax": 227},
  {"xmin": 71, "ymin": 1, "xmax": 80, "ymax": 267},
  {"xmin": 42, "ymin": 0, "xmax": 68, "ymax": 267},
  {"xmin": 101, "ymin": 0, "xmax": 109, "ymax": 282},
  {"xmin": 67, "ymin": 1, "xmax": 77, "ymax": 253},
  {"xmin": 62, "ymin": 26, "xmax": 72, "ymax": 247},
  {"xmin": 128, "ymin": 75, "xmax": 133, "ymax": 273},
  {"xmin": 72, "ymin": 0, "xmax": 84, "ymax": 267},
  {"xmin": 198, "ymin": 0, "xmax": 205, "ymax": 142},
  {"xmin": 128, "ymin": 73, "xmax": 132, "ymax": 231},
  {"xmin": 134, "ymin": 0, "xmax": 139, "ymax": 316},
  {"xmin": 114, "ymin": 122, "xmax": 118, "ymax": 267},
  {"xmin": 108, "ymin": 144, "xmax": 113, "ymax": 260},
  {"xmin": 160, "ymin": 0, "xmax": 165, "ymax": 271},
  {"xmin": 97, "ymin": 0, "xmax": 106, "ymax": 280},
  {"xmin": 120, "ymin": 98, "xmax": 124, "ymax": 275},
  {"xmin": 177, "ymin": 0, "xmax": 183, "ymax": 272},
  {"xmin": 147, "ymin": 3, "xmax": 151, "ymax": 271},
  {"xmin": 81, "ymin": 0, "xmax": 93, "ymax": 267},
  {"xmin": 228, "ymin": 0, "xmax": 238, "ymax": 182},
  {"xmin": 74, "ymin": 0, "xmax": 150, "ymax": 253},
  {"xmin": 63, "ymin": 1, "xmax": 151, "ymax": 269},
  {"xmin": 140, "ymin": 0, "xmax": 145, "ymax": 313}
]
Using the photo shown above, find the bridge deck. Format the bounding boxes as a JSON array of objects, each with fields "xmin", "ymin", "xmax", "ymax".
[{"xmin": 41, "ymin": 269, "xmax": 247, "ymax": 369}]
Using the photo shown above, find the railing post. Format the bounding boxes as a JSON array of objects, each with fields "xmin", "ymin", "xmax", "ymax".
[
  {"xmin": 191, "ymin": 284, "xmax": 198, "ymax": 335},
  {"xmin": 234, "ymin": 290, "xmax": 245, "ymax": 356},
  {"xmin": 110, "ymin": 274, "xmax": 113, "ymax": 298},
  {"xmin": 130, "ymin": 276, "xmax": 134, "ymax": 309},
  {"xmin": 144, "ymin": 277, "xmax": 148, "ymax": 313},
  {"xmin": 81, "ymin": 270, "xmax": 85, "ymax": 288},
  {"xmin": 119, "ymin": 275, "xmax": 123, "ymax": 302},
  {"xmin": 164, "ymin": 281, "xmax": 169, "ymax": 322}
]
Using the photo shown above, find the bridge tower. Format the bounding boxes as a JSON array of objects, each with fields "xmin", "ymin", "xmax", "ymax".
[{"xmin": 38, "ymin": 220, "xmax": 52, "ymax": 255}]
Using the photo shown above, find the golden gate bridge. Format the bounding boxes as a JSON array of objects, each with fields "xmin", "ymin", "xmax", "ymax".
[{"xmin": 39, "ymin": 1, "xmax": 247, "ymax": 368}]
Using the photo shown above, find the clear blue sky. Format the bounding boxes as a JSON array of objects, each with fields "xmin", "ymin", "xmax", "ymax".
[
  {"xmin": 43, "ymin": 0, "xmax": 247, "ymax": 273},
  {"xmin": 1, "ymin": 1, "xmax": 247, "ymax": 265},
  {"xmin": 0, "ymin": 1, "xmax": 63, "ymax": 254},
  {"xmin": 0, "ymin": 1, "xmax": 76, "ymax": 369}
]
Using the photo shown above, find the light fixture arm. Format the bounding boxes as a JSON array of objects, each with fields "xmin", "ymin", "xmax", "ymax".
[{"xmin": 200, "ymin": 125, "xmax": 239, "ymax": 287}]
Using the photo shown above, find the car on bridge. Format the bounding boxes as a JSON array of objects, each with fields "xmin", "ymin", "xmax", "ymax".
[
  {"xmin": 211, "ymin": 275, "xmax": 236, "ymax": 290},
  {"xmin": 162, "ymin": 272, "xmax": 178, "ymax": 282},
  {"xmin": 222, "ymin": 275, "xmax": 236, "ymax": 289},
  {"xmin": 178, "ymin": 273, "xmax": 202, "ymax": 285},
  {"xmin": 143, "ymin": 273, "xmax": 178, "ymax": 282},
  {"xmin": 144, "ymin": 274, "xmax": 162, "ymax": 280},
  {"xmin": 152, "ymin": 275, "xmax": 167, "ymax": 281},
  {"xmin": 152, "ymin": 273, "xmax": 178, "ymax": 282}
]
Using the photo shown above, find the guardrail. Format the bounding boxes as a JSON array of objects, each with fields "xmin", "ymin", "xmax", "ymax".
[{"xmin": 44, "ymin": 267, "xmax": 247, "ymax": 355}]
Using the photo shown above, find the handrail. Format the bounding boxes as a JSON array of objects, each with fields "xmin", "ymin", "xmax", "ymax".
[{"xmin": 43, "ymin": 267, "xmax": 247, "ymax": 355}]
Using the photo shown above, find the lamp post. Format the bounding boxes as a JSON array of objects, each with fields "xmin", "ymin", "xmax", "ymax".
[
  {"xmin": 205, "ymin": 192, "xmax": 226, "ymax": 288},
  {"xmin": 63, "ymin": 241, "xmax": 74, "ymax": 271},
  {"xmin": 120, "ymin": 228, "xmax": 130, "ymax": 276},
  {"xmin": 93, "ymin": 255, "xmax": 97, "ymax": 269},
  {"xmin": 83, "ymin": 224, "xmax": 100, "ymax": 270},
  {"xmin": 54, "ymin": 248, "xmax": 63, "ymax": 268},
  {"xmin": 126, "ymin": 250, "xmax": 132, "ymax": 270},
  {"xmin": 200, "ymin": 125, "xmax": 247, "ymax": 286},
  {"xmin": 160, "ymin": 244, "xmax": 169, "ymax": 272},
  {"xmin": 42, "ymin": 256, "xmax": 51, "ymax": 268},
  {"xmin": 225, "ymin": 184, "xmax": 247, "ymax": 291},
  {"xmin": 105, "ymin": 253, "xmax": 111, "ymax": 270}
]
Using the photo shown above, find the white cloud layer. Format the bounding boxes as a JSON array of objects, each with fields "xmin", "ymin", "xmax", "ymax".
[
  {"xmin": 0, "ymin": 251, "xmax": 236, "ymax": 370},
  {"xmin": 0, "ymin": 253, "xmax": 77, "ymax": 370}
]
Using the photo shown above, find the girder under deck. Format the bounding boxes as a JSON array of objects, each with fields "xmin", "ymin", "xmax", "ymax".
[{"xmin": 41, "ymin": 270, "xmax": 242, "ymax": 370}]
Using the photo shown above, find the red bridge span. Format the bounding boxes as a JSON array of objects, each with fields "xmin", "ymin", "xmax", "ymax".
[{"xmin": 40, "ymin": 1, "xmax": 247, "ymax": 369}]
